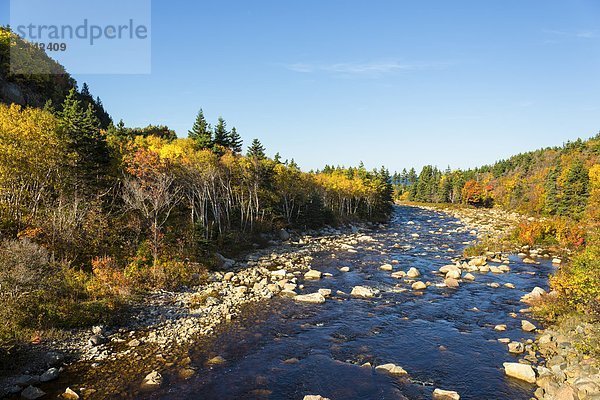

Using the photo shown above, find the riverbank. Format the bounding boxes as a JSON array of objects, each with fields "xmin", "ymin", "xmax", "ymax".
[
  {"xmin": 0, "ymin": 223, "xmax": 381, "ymax": 399},
  {"xmin": 427, "ymin": 203, "xmax": 600, "ymax": 400}
]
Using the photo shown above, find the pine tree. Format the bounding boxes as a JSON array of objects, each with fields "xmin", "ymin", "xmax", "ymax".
[
  {"xmin": 188, "ymin": 109, "xmax": 212, "ymax": 149},
  {"xmin": 247, "ymin": 138, "xmax": 266, "ymax": 159},
  {"xmin": 228, "ymin": 127, "xmax": 243, "ymax": 153},
  {"xmin": 274, "ymin": 152, "xmax": 282, "ymax": 164},
  {"xmin": 560, "ymin": 160, "xmax": 589, "ymax": 219},
  {"xmin": 213, "ymin": 117, "xmax": 229, "ymax": 148},
  {"xmin": 59, "ymin": 88, "xmax": 110, "ymax": 191}
]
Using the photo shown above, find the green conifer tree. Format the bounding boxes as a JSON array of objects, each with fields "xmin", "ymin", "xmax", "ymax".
[
  {"xmin": 247, "ymin": 138, "xmax": 266, "ymax": 159},
  {"xmin": 188, "ymin": 109, "xmax": 213, "ymax": 149}
]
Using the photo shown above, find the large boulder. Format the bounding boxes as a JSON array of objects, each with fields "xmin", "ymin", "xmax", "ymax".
[
  {"xmin": 503, "ymin": 363, "xmax": 536, "ymax": 383},
  {"xmin": 294, "ymin": 293, "xmax": 326, "ymax": 304}
]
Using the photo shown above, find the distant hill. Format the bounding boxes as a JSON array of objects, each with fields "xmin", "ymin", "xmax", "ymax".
[{"xmin": 0, "ymin": 26, "xmax": 77, "ymax": 108}]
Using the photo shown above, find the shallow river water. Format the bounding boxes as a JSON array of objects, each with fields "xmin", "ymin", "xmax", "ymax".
[{"xmin": 135, "ymin": 206, "xmax": 553, "ymax": 400}]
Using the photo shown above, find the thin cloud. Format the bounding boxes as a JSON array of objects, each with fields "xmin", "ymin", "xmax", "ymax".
[
  {"xmin": 283, "ymin": 60, "xmax": 449, "ymax": 77},
  {"xmin": 543, "ymin": 29, "xmax": 598, "ymax": 39}
]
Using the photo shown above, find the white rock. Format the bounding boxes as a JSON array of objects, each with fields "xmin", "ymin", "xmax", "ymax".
[
  {"xmin": 433, "ymin": 388, "xmax": 460, "ymax": 399},
  {"xmin": 508, "ymin": 342, "xmax": 525, "ymax": 354},
  {"xmin": 350, "ymin": 286, "xmax": 379, "ymax": 298},
  {"xmin": 375, "ymin": 363, "xmax": 408, "ymax": 375},
  {"xmin": 304, "ymin": 270, "xmax": 322, "ymax": 280},
  {"xmin": 142, "ymin": 371, "xmax": 163, "ymax": 389},
  {"xmin": 294, "ymin": 293, "xmax": 326, "ymax": 304},
  {"xmin": 379, "ymin": 264, "xmax": 393, "ymax": 271},
  {"xmin": 463, "ymin": 273, "xmax": 475, "ymax": 281},
  {"xmin": 406, "ymin": 267, "xmax": 421, "ymax": 278},
  {"xmin": 318, "ymin": 288, "xmax": 332, "ymax": 297},
  {"xmin": 521, "ymin": 320, "xmax": 537, "ymax": 332},
  {"xmin": 503, "ymin": 362, "xmax": 536, "ymax": 383}
]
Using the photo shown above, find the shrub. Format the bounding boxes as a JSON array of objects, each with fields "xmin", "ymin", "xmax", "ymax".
[
  {"xmin": 0, "ymin": 239, "xmax": 49, "ymax": 300},
  {"xmin": 550, "ymin": 245, "xmax": 600, "ymax": 316}
]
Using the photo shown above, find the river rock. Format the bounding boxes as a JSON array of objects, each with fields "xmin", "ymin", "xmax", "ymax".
[
  {"xmin": 339, "ymin": 267, "xmax": 350, "ymax": 272},
  {"xmin": 479, "ymin": 266, "xmax": 490, "ymax": 273},
  {"xmin": 88, "ymin": 334, "xmax": 107, "ymax": 346},
  {"xmin": 521, "ymin": 287, "xmax": 546, "ymax": 304},
  {"xmin": 141, "ymin": 371, "xmax": 163, "ymax": 389},
  {"xmin": 521, "ymin": 320, "xmax": 537, "ymax": 332},
  {"xmin": 463, "ymin": 273, "xmax": 475, "ymax": 281},
  {"xmin": 380, "ymin": 264, "xmax": 393, "ymax": 271},
  {"xmin": 494, "ymin": 324, "xmax": 507, "ymax": 331},
  {"xmin": 179, "ymin": 368, "xmax": 196, "ymax": 379},
  {"xmin": 444, "ymin": 278, "xmax": 459, "ymax": 288},
  {"xmin": 280, "ymin": 289, "xmax": 297, "ymax": 298},
  {"xmin": 503, "ymin": 283, "xmax": 515, "ymax": 289},
  {"xmin": 279, "ymin": 229, "xmax": 291, "ymax": 241},
  {"xmin": 433, "ymin": 388, "xmax": 460, "ymax": 399},
  {"xmin": 318, "ymin": 288, "xmax": 332, "ymax": 297},
  {"xmin": 40, "ymin": 367, "xmax": 59, "ymax": 382},
  {"xmin": 445, "ymin": 270, "xmax": 461, "ymax": 279},
  {"xmin": 508, "ymin": 342, "xmax": 525, "ymax": 354},
  {"xmin": 391, "ymin": 271, "xmax": 406, "ymax": 279},
  {"xmin": 303, "ymin": 396, "xmax": 331, "ymax": 400},
  {"xmin": 304, "ymin": 270, "xmax": 322, "ymax": 280},
  {"xmin": 552, "ymin": 258, "xmax": 562, "ymax": 265},
  {"xmin": 375, "ymin": 363, "xmax": 408, "ymax": 375},
  {"xmin": 523, "ymin": 257, "xmax": 537, "ymax": 264},
  {"xmin": 406, "ymin": 267, "xmax": 421, "ymax": 278},
  {"xmin": 206, "ymin": 356, "xmax": 226, "ymax": 365},
  {"xmin": 63, "ymin": 387, "xmax": 80, "ymax": 399},
  {"xmin": 503, "ymin": 362, "xmax": 536, "ymax": 383},
  {"xmin": 412, "ymin": 281, "xmax": 427, "ymax": 290},
  {"xmin": 469, "ymin": 257, "xmax": 487, "ymax": 267},
  {"xmin": 223, "ymin": 271, "xmax": 235, "ymax": 281},
  {"xmin": 351, "ymin": 286, "xmax": 379, "ymax": 298},
  {"xmin": 294, "ymin": 293, "xmax": 326, "ymax": 304},
  {"xmin": 20, "ymin": 386, "xmax": 46, "ymax": 400}
]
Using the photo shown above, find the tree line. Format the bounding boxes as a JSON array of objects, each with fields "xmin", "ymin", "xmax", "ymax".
[{"xmin": 393, "ymin": 135, "xmax": 600, "ymax": 220}]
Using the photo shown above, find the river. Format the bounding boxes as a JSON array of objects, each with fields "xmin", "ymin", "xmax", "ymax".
[{"xmin": 117, "ymin": 205, "xmax": 553, "ymax": 400}]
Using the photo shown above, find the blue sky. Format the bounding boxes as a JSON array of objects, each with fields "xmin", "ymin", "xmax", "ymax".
[{"xmin": 2, "ymin": 0, "xmax": 599, "ymax": 172}]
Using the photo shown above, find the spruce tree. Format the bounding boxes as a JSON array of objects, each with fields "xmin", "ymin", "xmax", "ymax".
[
  {"xmin": 228, "ymin": 127, "xmax": 243, "ymax": 153},
  {"xmin": 560, "ymin": 160, "xmax": 589, "ymax": 219},
  {"xmin": 59, "ymin": 88, "xmax": 110, "ymax": 191},
  {"xmin": 188, "ymin": 109, "xmax": 212, "ymax": 149},
  {"xmin": 247, "ymin": 139, "xmax": 266, "ymax": 159},
  {"xmin": 213, "ymin": 117, "xmax": 229, "ymax": 148}
]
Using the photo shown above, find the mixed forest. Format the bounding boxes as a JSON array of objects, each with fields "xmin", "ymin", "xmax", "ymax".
[{"xmin": 0, "ymin": 27, "xmax": 393, "ymax": 344}]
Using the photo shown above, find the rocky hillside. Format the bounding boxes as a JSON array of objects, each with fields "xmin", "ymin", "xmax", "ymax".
[{"xmin": 0, "ymin": 27, "xmax": 76, "ymax": 108}]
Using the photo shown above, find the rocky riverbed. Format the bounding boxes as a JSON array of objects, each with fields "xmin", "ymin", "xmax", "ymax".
[{"xmin": 2, "ymin": 205, "xmax": 598, "ymax": 399}]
